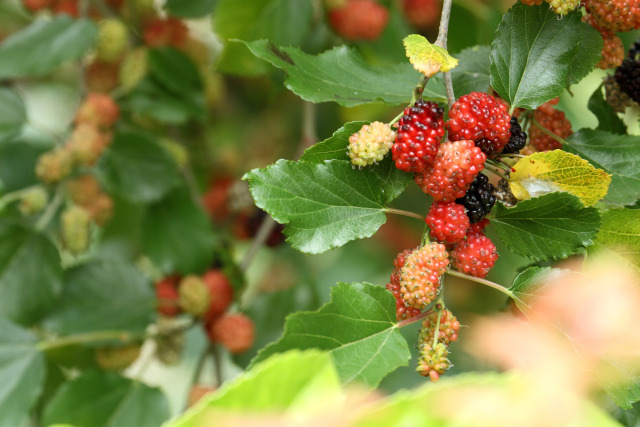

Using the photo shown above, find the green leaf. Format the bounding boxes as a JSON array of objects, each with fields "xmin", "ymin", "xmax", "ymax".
[
  {"xmin": 449, "ymin": 45, "xmax": 491, "ymax": 96},
  {"xmin": 564, "ymin": 129, "xmax": 640, "ymax": 206},
  {"xmin": 165, "ymin": 0, "xmax": 217, "ymax": 18},
  {"xmin": 489, "ymin": 3, "xmax": 583, "ymax": 110},
  {"xmin": 43, "ymin": 371, "xmax": 170, "ymax": 427},
  {"xmin": 168, "ymin": 351, "xmax": 341, "ymax": 426},
  {"xmin": 300, "ymin": 121, "xmax": 412, "ymax": 203},
  {"xmin": 250, "ymin": 282, "xmax": 411, "ymax": 387},
  {"xmin": 0, "ymin": 318, "xmax": 46, "ymax": 427},
  {"xmin": 142, "ymin": 187, "xmax": 216, "ymax": 275},
  {"xmin": 44, "ymin": 260, "xmax": 154, "ymax": 335},
  {"xmin": 593, "ymin": 208, "xmax": 640, "ymax": 272},
  {"xmin": 0, "ymin": 223, "xmax": 62, "ymax": 324},
  {"xmin": 214, "ymin": 0, "xmax": 314, "ymax": 76},
  {"xmin": 99, "ymin": 131, "xmax": 181, "ymax": 204},
  {"xmin": 509, "ymin": 266, "xmax": 569, "ymax": 311},
  {"xmin": 0, "ymin": 87, "xmax": 26, "ymax": 143},
  {"xmin": 491, "ymin": 192, "xmax": 600, "ymax": 261},
  {"xmin": 588, "ymin": 85, "xmax": 626, "ymax": 134},
  {"xmin": 244, "ymin": 159, "xmax": 388, "ymax": 254},
  {"xmin": 567, "ymin": 24, "xmax": 603, "ymax": 87},
  {"xmin": 0, "ymin": 142, "xmax": 45, "ymax": 192},
  {"xmin": 126, "ymin": 78, "xmax": 205, "ymax": 124},
  {"xmin": 357, "ymin": 372, "xmax": 620, "ymax": 426},
  {"xmin": 610, "ymin": 400, "xmax": 640, "ymax": 425},
  {"xmin": 0, "ymin": 16, "xmax": 97, "ymax": 79},
  {"xmin": 148, "ymin": 48, "xmax": 203, "ymax": 95},
  {"xmin": 601, "ymin": 368, "xmax": 640, "ymax": 410},
  {"xmin": 242, "ymin": 39, "xmax": 446, "ymax": 106}
]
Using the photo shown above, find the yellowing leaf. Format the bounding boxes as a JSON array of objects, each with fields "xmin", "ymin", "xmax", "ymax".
[
  {"xmin": 403, "ymin": 34, "xmax": 458, "ymax": 77},
  {"xmin": 509, "ymin": 150, "xmax": 611, "ymax": 206}
]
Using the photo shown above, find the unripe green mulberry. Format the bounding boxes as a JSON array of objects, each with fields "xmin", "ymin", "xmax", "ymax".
[
  {"xmin": 416, "ymin": 341, "xmax": 450, "ymax": 381},
  {"xmin": 19, "ymin": 186, "xmax": 48, "ymax": 215},
  {"xmin": 61, "ymin": 206, "xmax": 91, "ymax": 255},
  {"xmin": 348, "ymin": 121, "xmax": 395, "ymax": 167},
  {"xmin": 95, "ymin": 344, "xmax": 141, "ymax": 371},
  {"xmin": 547, "ymin": 0, "xmax": 580, "ymax": 15},
  {"xmin": 160, "ymin": 138, "xmax": 188, "ymax": 168},
  {"xmin": 35, "ymin": 148, "xmax": 74, "ymax": 184},
  {"xmin": 178, "ymin": 275, "xmax": 210, "ymax": 316},
  {"xmin": 119, "ymin": 47, "xmax": 148, "ymax": 92},
  {"xmin": 96, "ymin": 19, "xmax": 129, "ymax": 63}
]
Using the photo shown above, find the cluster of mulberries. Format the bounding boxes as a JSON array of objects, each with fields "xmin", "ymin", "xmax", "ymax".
[
  {"xmin": 154, "ymin": 269, "xmax": 255, "ymax": 357},
  {"xmin": 416, "ymin": 308, "xmax": 460, "ymax": 381},
  {"xmin": 613, "ymin": 38, "xmax": 640, "ymax": 107}
]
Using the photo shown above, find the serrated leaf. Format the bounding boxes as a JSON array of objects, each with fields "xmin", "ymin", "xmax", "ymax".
[
  {"xmin": 250, "ymin": 282, "xmax": 410, "ymax": 387},
  {"xmin": 300, "ymin": 122, "xmax": 411, "ymax": 203},
  {"xmin": 567, "ymin": 24, "xmax": 603, "ymax": 87},
  {"xmin": 509, "ymin": 150, "xmax": 611, "ymax": 206},
  {"xmin": 564, "ymin": 130, "xmax": 640, "ymax": 206},
  {"xmin": 588, "ymin": 85, "xmax": 626, "ymax": 134},
  {"xmin": 142, "ymin": 187, "xmax": 217, "ymax": 275},
  {"xmin": 509, "ymin": 266, "xmax": 570, "ymax": 312},
  {"xmin": 244, "ymin": 159, "xmax": 388, "ymax": 254},
  {"xmin": 491, "ymin": 192, "xmax": 600, "ymax": 261},
  {"xmin": 242, "ymin": 39, "xmax": 446, "ymax": 106},
  {"xmin": 601, "ymin": 366, "xmax": 640, "ymax": 410},
  {"xmin": 403, "ymin": 34, "xmax": 458, "ymax": 77},
  {"xmin": 42, "ymin": 371, "xmax": 170, "ymax": 427},
  {"xmin": 490, "ymin": 3, "xmax": 583, "ymax": 110},
  {"xmin": 592, "ymin": 208, "xmax": 640, "ymax": 272},
  {"xmin": 0, "ymin": 87, "xmax": 26, "ymax": 144},
  {"xmin": 168, "ymin": 351, "xmax": 341, "ymax": 426},
  {"xmin": 44, "ymin": 260, "xmax": 154, "ymax": 335},
  {"xmin": 98, "ymin": 131, "xmax": 181, "ymax": 203},
  {"xmin": 214, "ymin": 0, "xmax": 313, "ymax": 76},
  {"xmin": 0, "ymin": 16, "xmax": 97, "ymax": 79},
  {"xmin": 0, "ymin": 222, "xmax": 63, "ymax": 324},
  {"xmin": 0, "ymin": 319, "xmax": 46, "ymax": 427}
]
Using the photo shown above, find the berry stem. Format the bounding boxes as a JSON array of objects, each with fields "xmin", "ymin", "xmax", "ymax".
[
  {"xmin": 240, "ymin": 101, "xmax": 318, "ymax": 273},
  {"xmin": 483, "ymin": 164, "xmax": 509, "ymax": 181},
  {"xmin": 389, "ymin": 110, "xmax": 404, "ymax": 127},
  {"xmin": 397, "ymin": 307, "xmax": 435, "ymax": 328},
  {"xmin": 431, "ymin": 297, "xmax": 445, "ymax": 348},
  {"xmin": 435, "ymin": 0, "xmax": 455, "ymax": 107},
  {"xmin": 211, "ymin": 343, "xmax": 224, "ymax": 387},
  {"xmin": 445, "ymin": 269, "xmax": 515, "ymax": 299},
  {"xmin": 411, "ymin": 75, "xmax": 431, "ymax": 105},
  {"xmin": 499, "ymin": 153, "xmax": 525, "ymax": 159},
  {"xmin": 531, "ymin": 118, "xmax": 568, "ymax": 147},
  {"xmin": 35, "ymin": 186, "xmax": 64, "ymax": 232},
  {"xmin": 385, "ymin": 208, "xmax": 425, "ymax": 221}
]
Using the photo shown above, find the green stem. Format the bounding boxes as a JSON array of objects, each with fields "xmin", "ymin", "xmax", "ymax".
[
  {"xmin": 499, "ymin": 153, "xmax": 525, "ymax": 159},
  {"xmin": 385, "ymin": 208, "xmax": 424, "ymax": 221},
  {"xmin": 484, "ymin": 164, "xmax": 509, "ymax": 181},
  {"xmin": 411, "ymin": 75, "xmax": 430, "ymax": 105},
  {"xmin": 445, "ymin": 269, "xmax": 515, "ymax": 299},
  {"xmin": 431, "ymin": 298, "xmax": 444, "ymax": 348},
  {"xmin": 389, "ymin": 110, "xmax": 404, "ymax": 127},
  {"xmin": 420, "ymin": 222, "xmax": 430, "ymax": 246},
  {"xmin": 35, "ymin": 187, "xmax": 63, "ymax": 232},
  {"xmin": 397, "ymin": 307, "xmax": 435, "ymax": 328},
  {"xmin": 38, "ymin": 330, "xmax": 137, "ymax": 351},
  {"xmin": 532, "ymin": 118, "xmax": 568, "ymax": 147}
]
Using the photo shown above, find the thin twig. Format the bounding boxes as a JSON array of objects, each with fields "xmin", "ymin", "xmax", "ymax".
[
  {"xmin": 211, "ymin": 344, "xmax": 223, "ymax": 387},
  {"xmin": 35, "ymin": 187, "xmax": 64, "ymax": 232},
  {"xmin": 240, "ymin": 102, "xmax": 317, "ymax": 273},
  {"xmin": 385, "ymin": 208, "xmax": 425, "ymax": 221},
  {"xmin": 435, "ymin": 0, "xmax": 455, "ymax": 107},
  {"xmin": 37, "ymin": 330, "xmax": 135, "ymax": 351}
]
